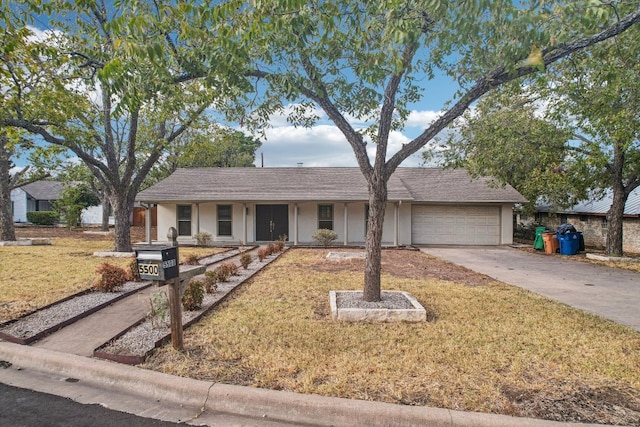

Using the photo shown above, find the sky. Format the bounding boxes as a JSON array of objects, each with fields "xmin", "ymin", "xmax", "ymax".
[{"xmin": 11, "ymin": 20, "xmax": 463, "ymax": 171}]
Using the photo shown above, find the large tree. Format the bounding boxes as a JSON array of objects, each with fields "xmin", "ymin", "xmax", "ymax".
[
  {"xmin": 545, "ymin": 27, "xmax": 640, "ymax": 256},
  {"xmin": 1, "ymin": 1, "xmax": 231, "ymax": 251},
  {"xmin": 188, "ymin": 0, "xmax": 640, "ymax": 301},
  {"xmin": 439, "ymin": 88, "xmax": 579, "ymax": 215},
  {"xmin": 443, "ymin": 27, "xmax": 640, "ymax": 256},
  {"xmin": 145, "ymin": 124, "xmax": 262, "ymax": 188}
]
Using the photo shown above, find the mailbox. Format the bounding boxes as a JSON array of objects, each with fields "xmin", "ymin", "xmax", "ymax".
[{"xmin": 135, "ymin": 246, "xmax": 179, "ymax": 281}]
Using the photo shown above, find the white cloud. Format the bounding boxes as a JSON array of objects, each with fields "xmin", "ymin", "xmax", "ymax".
[{"xmin": 253, "ymin": 105, "xmax": 443, "ymax": 168}]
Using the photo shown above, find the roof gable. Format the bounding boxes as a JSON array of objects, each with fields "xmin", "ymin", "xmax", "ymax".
[
  {"xmin": 539, "ymin": 187, "xmax": 640, "ymax": 216},
  {"xmin": 137, "ymin": 167, "xmax": 526, "ymax": 204},
  {"xmin": 19, "ymin": 181, "xmax": 64, "ymax": 200}
]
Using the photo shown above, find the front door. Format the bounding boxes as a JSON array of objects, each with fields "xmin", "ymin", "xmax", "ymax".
[{"xmin": 256, "ymin": 204, "xmax": 289, "ymax": 241}]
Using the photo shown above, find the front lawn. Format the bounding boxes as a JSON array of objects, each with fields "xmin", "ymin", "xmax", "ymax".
[{"xmin": 144, "ymin": 248, "xmax": 640, "ymax": 425}]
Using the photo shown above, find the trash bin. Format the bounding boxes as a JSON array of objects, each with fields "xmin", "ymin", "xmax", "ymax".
[
  {"xmin": 533, "ymin": 226, "xmax": 546, "ymax": 250},
  {"xmin": 557, "ymin": 232, "xmax": 580, "ymax": 255},
  {"xmin": 541, "ymin": 232, "xmax": 559, "ymax": 254}
]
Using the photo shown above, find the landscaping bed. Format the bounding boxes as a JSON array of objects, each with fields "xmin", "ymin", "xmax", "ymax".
[
  {"xmin": 0, "ymin": 281, "xmax": 151, "ymax": 344},
  {"xmin": 94, "ymin": 249, "xmax": 286, "ymax": 364}
]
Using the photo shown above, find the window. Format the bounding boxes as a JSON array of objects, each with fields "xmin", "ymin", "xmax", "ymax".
[
  {"xmin": 579, "ymin": 215, "xmax": 589, "ymax": 222},
  {"xmin": 177, "ymin": 205, "xmax": 192, "ymax": 236},
  {"xmin": 217, "ymin": 205, "xmax": 232, "ymax": 236},
  {"xmin": 560, "ymin": 214, "xmax": 568, "ymax": 224},
  {"xmin": 318, "ymin": 204, "xmax": 333, "ymax": 230}
]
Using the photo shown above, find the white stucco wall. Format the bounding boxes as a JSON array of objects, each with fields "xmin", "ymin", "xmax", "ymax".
[
  {"xmin": 500, "ymin": 204, "xmax": 514, "ymax": 245},
  {"xmin": 154, "ymin": 201, "xmax": 412, "ymax": 245},
  {"xmin": 80, "ymin": 205, "xmax": 113, "ymax": 226},
  {"xmin": 10, "ymin": 188, "xmax": 28, "ymax": 222}
]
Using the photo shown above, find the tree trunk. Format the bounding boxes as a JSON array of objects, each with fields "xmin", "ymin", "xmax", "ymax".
[
  {"xmin": 363, "ymin": 178, "xmax": 388, "ymax": 302},
  {"xmin": 0, "ymin": 140, "xmax": 16, "ymax": 242},
  {"xmin": 605, "ymin": 185, "xmax": 628, "ymax": 257},
  {"xmin": 111, "ymin": 191, "xmax": 134, "ymax": 252},
  {"xmin": 101, "ymin": 194, "xmax": 111, "ymax": 232}
]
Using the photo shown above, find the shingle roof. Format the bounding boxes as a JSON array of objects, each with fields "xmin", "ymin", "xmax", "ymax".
[
  {"xmin": 394, "ymin": 168, "xmax": 527, "ymax": 203},
  {"xmin": 19, "ymin": 181, "xmax": 64, "ymax": 200},
  {"xmin": 538, "ymin": 186, "xmax": 640, "ymax": 216},
  {"xmin": 136, "ymin": 167, "xmax": 526, "ymax": 204}
]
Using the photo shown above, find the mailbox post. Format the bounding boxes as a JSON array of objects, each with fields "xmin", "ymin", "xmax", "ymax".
[{"xmin": 134, "ymin": 227, "xmax": 183, "ymax": 351}]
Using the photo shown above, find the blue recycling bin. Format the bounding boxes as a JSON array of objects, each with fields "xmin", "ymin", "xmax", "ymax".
[{"xmin": 557, "ymin": 232, "xmax": 580, "ymax": 255}]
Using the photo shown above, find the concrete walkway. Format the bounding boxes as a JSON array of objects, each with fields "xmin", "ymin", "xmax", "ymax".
[{"xmin": 419, "ymin": 246, "xmax": 640, "ymax": 332}]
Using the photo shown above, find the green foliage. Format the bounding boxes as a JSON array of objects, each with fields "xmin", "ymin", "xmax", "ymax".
[
  {"xmin": 239, "ymin": 253, "xmax": 252, "ymax": 269},
  {"xmin": 94, "ymin": 262, "xmax": 128, "ymax": 292},
  {"xmin": 26, "ymin": 211, "xmax": 59, "ymax": 225},
  {"xmin": 182, "ymin": 279, "xmax": 205, "ymax": 311},
  {"xmin": 312, "ymin": 229, "xmax": 338, "ymax": 247},
  {"xmin": 440, "ymin": 87, "xmax": 578, "ymax": 215},
  {"xmin": 194, "ymin": 232, "xmax": 212, "ymax": 247},
  {"xmin": 54, "ymin": 183, "xmax": 100, "ymax": 228}
]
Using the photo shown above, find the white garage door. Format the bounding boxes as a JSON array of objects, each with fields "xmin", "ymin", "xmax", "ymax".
[{"xmin": 411, "ymin": 205, "xmax": 501, "ymax": 245}]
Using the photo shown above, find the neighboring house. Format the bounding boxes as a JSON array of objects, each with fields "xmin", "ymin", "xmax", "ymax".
[
  {"xmin": 136, "ymin": 167, "xmax": 526, "ymax": 246},
  {"xmin": 10, "ymin": 181, "xmax": 64, "ymax": 223},
  {"xmin": 536, "ymin": 187, "xmax": 640, "ymax": 253},
  {"xmin": 10, "ymin": 180, "xmax": 114, "ymax": 226}
]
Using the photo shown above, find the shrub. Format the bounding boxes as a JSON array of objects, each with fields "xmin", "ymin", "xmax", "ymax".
[
  {"xmin": 266, "ymin": 243, "xmax": 275, "ymax": 255},
  {"xmin": 194, "ymin": 232, "xmax": 212, "ymax": 247},
  {"xmin": 148, "ymin": 290, "xmax": 169, "ymax": 328},
  {"xmin": 27, "ymin": 211, "xmax": 59, "ymax": 226},
  {"xmin": 204, "ymin": 271, "xmax": 218, "ymax": 293},
  {"xmin": 257, "ymin": 248, "xmax": 268, "ymax": 262},
  {"xmin": 94, "ymin": 262, "xmax": 128, "ymax": 292},
  {"xmin": 312, "ymin": 228, "xmax": 338, "ymax": 246},
  {"xmin": 182, "ymin": 279, "xmax": 205, "ymax": 311},
  {"xmin": 183, "ymin": 253, "xmax": 200, "ymax": 265},
  {"xmin": 274, "ymin": 239, "xmax": 285, "ymax": 252},
  {"xmin": 215, "ymin": 262, "xmax": 238, "ymax": 281},
  {"xmin": 128, "ymin": 258, "xmax": 141, "ymax": 282},
  {"xmin": 239, "ymin": 253, "xmax": 252, "ymax": 269}
]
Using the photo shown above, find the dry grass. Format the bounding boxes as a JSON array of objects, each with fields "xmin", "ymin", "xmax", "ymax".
[
  {"xmin": 144, "ymin": 249, "xmax": 640, "ymax": 424},
  {"xmin": 0, "ymin": 238, "xmax": 131, "ymax": 322},
  {"xmin": 0, "ymin": 228, "xmax": 224, "ymax": 322}
]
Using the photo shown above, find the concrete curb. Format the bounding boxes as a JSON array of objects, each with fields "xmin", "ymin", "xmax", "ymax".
[{"xmin": 0, "ymin": 341, "xmax": 603, "ymax": 427}]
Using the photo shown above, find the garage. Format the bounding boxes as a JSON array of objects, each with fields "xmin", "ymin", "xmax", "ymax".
[{"xmin": 411, "ymin": 205, "xmax": 501, "ymax": 245}]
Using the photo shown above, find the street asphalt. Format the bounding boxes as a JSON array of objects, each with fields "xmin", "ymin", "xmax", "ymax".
[{"xmin": 419, "ymin": 245, "xmax": 640, "ymax": 332}]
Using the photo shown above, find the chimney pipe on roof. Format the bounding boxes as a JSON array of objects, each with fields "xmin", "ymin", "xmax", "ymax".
[{"xmin": 297, "ymin": 163, "xmax": 303, "ymax": 167}]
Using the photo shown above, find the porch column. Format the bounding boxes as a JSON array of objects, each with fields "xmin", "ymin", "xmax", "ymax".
[
  {"xmin": 294, "ymin": 204, "xmax": 299, "ymax": 245},
  {"xmin": 394, "ymin": 202, "xmax": 399, "ymax": 247},
  {"xmin": 145, "ymin": 204, "xmax": 152, "ymax": 245},
  {"xmin": 242, "ymin": 203, "xmax": 247, "ymax": 245},
  {"xmin": 194, "ymin": 203, "xmax": 200, "ymax": 236},
  {"xmin": 343, "ymin": 203, "xmax": 348, "ymax": 246}
]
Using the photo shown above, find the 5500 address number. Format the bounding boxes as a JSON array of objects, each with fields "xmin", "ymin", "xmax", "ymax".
[{"xmin": 137, "ymin": 259, "xmax": 177, "ymax": 277}]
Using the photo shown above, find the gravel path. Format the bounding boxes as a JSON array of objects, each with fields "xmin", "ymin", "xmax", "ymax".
[{"xmin": 0, "ymin": 282, "xmax": 149, "ymax": 340}]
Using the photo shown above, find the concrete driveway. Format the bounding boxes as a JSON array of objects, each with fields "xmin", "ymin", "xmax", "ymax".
[{"xmin": 419, "ymin": 246, "xmax": 640, "ymax": 332}]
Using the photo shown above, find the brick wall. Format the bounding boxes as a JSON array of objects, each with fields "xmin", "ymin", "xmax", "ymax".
[{"xmin": 538, "ymin": 213, "xmax": 640, "ymax": 253}]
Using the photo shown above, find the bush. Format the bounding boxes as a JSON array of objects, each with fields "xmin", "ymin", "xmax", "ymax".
[
  {"xmin": 27, "ymin": 211, "xmax": 59, "ymax": 226},
  {"xmin": 128, "ymin": 258, "xmax": 141, "ymax": 282},
  {"xmin": 94, "ymin": 262, "xmax": 128, "ymax": 292},
  {"xmin": 239, "ymin": 253, "xmax": 252, "ymax": 269},
  {"xmin": 183, "ymin": 253, "xmax": 200, "ymax": 265},
  {"xmin": 215, "ymin": 262, "xmax": 238, "ymax": 282},
  {"xmin": 194, "ymin": 232, "xmax": 212, "ymax": 247},
  {"xmin": 266, "ymin": 243, "xmax": 275, "ymax": 255},
  {"xmin": 182, "ymin": 279, "xmax": 205, "ymax": 311},
  {"xmin": 257, "ymin": 248, "xmax": 268, "ymax": 262},
  {"xmin": 312, "ymin": 228, "xmax": 338, "ymax": 246},
  {"xmin": 274, "ymin": 239, "xmax": 285, "ymax": 252},
  {"xmin": 204, "ymin": 271, "xmax": 218, "ymax": 293}
]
